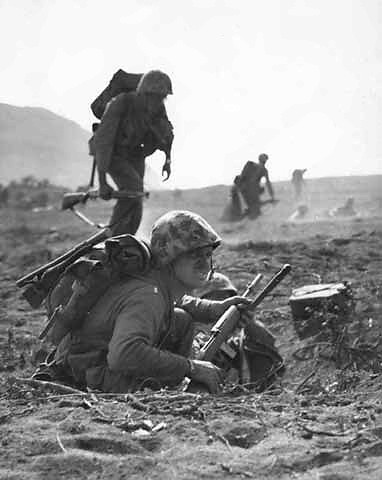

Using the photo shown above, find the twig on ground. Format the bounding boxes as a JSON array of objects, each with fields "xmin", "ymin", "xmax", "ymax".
[
  {"xmin": 298, "ymin": 422, "xmax": 353, "ymax": 437},
  {"xmin": 14, "ymin": 377, "xmax": 86, "ymax": 395},
  {"xmin": 295, "ymin": 370, "xmax": 316, "ymax": 393},
  {"xmin": 56, "ymin": 431, "xmax": 67, "ymax": 453},
  {"xmin": 216, "ymin": 434, "xmax": 233, "ymax": 452},
  {"xmin": 124, "ymin": 393, "xmax": 153, "ymax": 412}
]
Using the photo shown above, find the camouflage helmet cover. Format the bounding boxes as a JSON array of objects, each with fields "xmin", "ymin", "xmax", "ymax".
[
  {"xmin": 150, "ymin": 210, "xmax": 221, "ymax": 266},
  {"xmin": 137, "ymin": 70, "xmax": 173, "ymax": 96}
]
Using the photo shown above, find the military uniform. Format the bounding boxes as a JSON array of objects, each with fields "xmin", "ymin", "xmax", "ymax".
[
  {"xmin": 53, "ymin": 269, "xmax": 221, "ymax": 392},
  {"xmin": 49, "ymin": 211, "xmax": 220, "ymax": 392},
  {"xmin": 43, "ymin": 211, "xmax": 283, "ymax": 393}
]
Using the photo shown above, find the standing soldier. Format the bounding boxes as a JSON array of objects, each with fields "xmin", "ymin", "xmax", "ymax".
[
  {"xmin": 237, "ymin": 153, "xmax": 275, "ymax": 219},
  {"xmin": 291, "ymin": 168, "xmax": 307, "ymax": 200},
  {"xmin": 93, "ymin": 70, "xmax": 174, "ymax": 235}
]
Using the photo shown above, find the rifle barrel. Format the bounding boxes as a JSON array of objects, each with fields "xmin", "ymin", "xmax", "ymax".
[
  {"xmin": 251, "ymin": 264, "xmax": 291, "ymax": 308},
  {"xmin": 16, "ymin": 227, "xmax": 111, "ymax": 287}
]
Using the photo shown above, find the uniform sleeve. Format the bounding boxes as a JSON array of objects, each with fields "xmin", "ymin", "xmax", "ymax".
[
  {"xmin": 264, "ymin": 168, "xmax": 274, "ymax": 198},
  {"xmin": 93, "ymin": 93, "xmax": 128, "ymax": 172},
  {"xmin": 177, "ymin": 295, "xmax": 221, "ymax": 324},
  {"xmin": 142, "ymin": 114, "xmax": 174, "ymax": 158},
  {"xmin": 107, "ymin": 286, "xmax": 189, "ymax": 385}
]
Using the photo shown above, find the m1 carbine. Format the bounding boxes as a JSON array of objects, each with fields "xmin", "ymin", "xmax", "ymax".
[
  {"xmin": 197, "ymin": 263, "xmax": 291, "ymax": 363},
  {"xmin": 16, "ymin": 228, "xmax": 111, "ymax": 309},
  {"xmin": 186, "ymin": 264, "xmax": 291, "ymax": 392}
]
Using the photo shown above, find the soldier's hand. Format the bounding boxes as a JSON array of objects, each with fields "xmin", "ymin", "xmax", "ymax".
[
  {"xmin": 209, "ymin": 296, "xmax": 252, "ymax": 319},
  {"xmin": 99, "ymin": 183, "xmax": 114, "ymax": 201},
  {"xmin": 162, "ymin": 159, "xmax": 171, "ymax": 181},
  {"xmin": 188, "ymin": 359, "xmax": 224, "ymax": 393}
]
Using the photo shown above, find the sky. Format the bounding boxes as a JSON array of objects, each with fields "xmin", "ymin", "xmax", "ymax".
[{"xmin": 0, "ymin": 0, "xmax": 381, "ymax": 188}]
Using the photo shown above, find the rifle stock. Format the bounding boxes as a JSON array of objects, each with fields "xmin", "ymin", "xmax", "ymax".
[{"xmin": 16, "ymin": 228, "xmax": 112, "ymax": 308}]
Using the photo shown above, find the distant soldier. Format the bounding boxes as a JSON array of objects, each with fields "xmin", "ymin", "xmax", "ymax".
[
  {"xmin": 291, "ymin": 168, "xmax": 307, "ymax": 200},
  {"xmin": 237, "ymin": 153, "xmax": 275, "ymax": 219},
  {"xmin": 93, "ymin": 70, "xmax": 174, "ymax": 235},
  {"xmin": 330, "ymin": 197, "xmax": 357, "ymax": 218}
]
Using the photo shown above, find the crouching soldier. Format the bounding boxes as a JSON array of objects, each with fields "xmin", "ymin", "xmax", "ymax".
[
  {"xmin": 330, "ymin": 197, "xmax": 357, "ymax": 218},
  {"xmin": 41, "ymin": 210, "xmax": 283, "ymax": 394}
]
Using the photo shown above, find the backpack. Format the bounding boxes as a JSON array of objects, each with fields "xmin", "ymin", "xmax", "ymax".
[
  {"xmin": 90, "ymin": 69, "xmax": 143, "ymax": 120},
  {"xmin": 40, "ymin": 234, "xmax": 152, "ymax": 346}
]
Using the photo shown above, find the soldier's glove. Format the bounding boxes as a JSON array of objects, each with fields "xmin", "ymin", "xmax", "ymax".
[
  {"xmin": 187, "ymin": 359, "xmax": 224, "ymax": 394},
  {"xmin": 99, "ymin": 183, "xmax": 114, "ymax": 201},
  {"xmin": 162, "ymin": 158, "xmax": 171, "ymax": 181}
]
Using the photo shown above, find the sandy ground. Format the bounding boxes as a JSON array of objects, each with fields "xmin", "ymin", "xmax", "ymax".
[{"xmin": 1, "ymin": 177, "xmax": 382, "ymax": 479}]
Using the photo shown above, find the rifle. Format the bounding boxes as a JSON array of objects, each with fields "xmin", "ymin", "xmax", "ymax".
[
  {"xmin": 61, "ymin": 189, "xmax": 150, "ymax": 211},
  {"xmin": 197, "ymin": 263, "xmax": 291, "ymax": 362},
  {"xmin": 16, "ymin": 227, "xmax": 112, "ymax": 308},
  {"xmin": 61, "ymin": 190, "xmax": 150, "ymax": 228}
]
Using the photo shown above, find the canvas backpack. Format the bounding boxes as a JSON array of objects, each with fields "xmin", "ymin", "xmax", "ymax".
[
  {"xmin": 90, "ymin": 69, "xmax": 143, "ymax": 120},
  {"xmin": 41, "ymin": 234, "xmax": 152, "ymax": 346}
]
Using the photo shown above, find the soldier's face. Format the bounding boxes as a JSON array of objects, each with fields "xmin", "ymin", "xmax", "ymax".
[{"xmin": 173, "ymin": 246, "xmax": 213, "ymax": 289}]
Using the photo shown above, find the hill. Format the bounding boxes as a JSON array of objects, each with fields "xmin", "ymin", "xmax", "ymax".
[
  {"xmin": 0, "ymin": 103, "xmax": 163, "ymax": 189},
  {"xmin": 0, "ymin": 103, "xmax": 91, "ymax": 188}
]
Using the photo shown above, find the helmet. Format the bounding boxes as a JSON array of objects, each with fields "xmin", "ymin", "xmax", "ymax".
[
  {"xmin": 136, "ymin": 70, "xmax": 173, "ymax": 96},
  {"xmin": 258, "ymin": 153, "xmax": 268, "ymax": 163},
  {"xmin": 193, "ymin": 272, "xmax": 237, "ymax": 300},
  {"xmin": 150, "ymin": 210, "xmax": 221, "ymax": 266}
]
